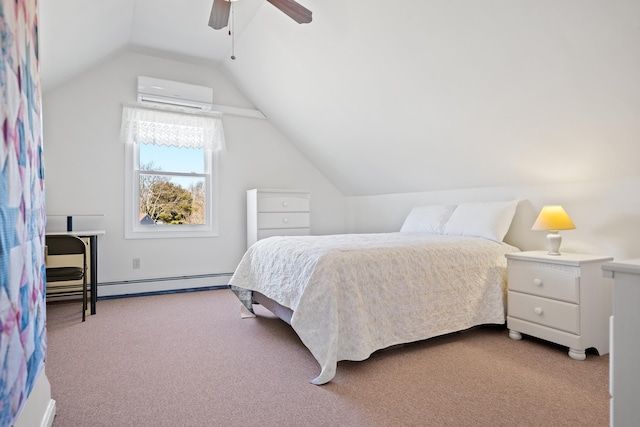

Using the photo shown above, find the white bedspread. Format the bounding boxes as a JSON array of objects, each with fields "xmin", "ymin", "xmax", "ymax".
[{"xmin": 229, "ymin": 232, "xmax": 520, "ymax": 384}]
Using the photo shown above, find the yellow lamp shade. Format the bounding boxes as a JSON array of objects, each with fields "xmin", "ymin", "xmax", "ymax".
[
  {"xmin": 531, "ymin": 205, "xmax": 576, "ymax": 231},
  {"xmin": 532, "ymin": 205, "xmax": 575, "ymax": 255}
]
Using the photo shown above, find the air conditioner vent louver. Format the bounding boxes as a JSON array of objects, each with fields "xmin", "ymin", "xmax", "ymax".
[{"xmin": 137, "ymin": 76, "xmax": 213, "ymax": 110}]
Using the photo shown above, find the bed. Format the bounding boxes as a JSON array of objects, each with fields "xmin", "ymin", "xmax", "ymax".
[{"xmin": 229, "ymin": 201, "xmax": 520, "ymax": 384}]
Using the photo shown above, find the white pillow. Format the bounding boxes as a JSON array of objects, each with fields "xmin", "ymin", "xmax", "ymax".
[
  {"xmin": 400, "ymin": 205, "xmax": 457, "ymax": 234},
  {"xmin": 442, "ymin": 200, "xmax": 518, "ymax": 242}
]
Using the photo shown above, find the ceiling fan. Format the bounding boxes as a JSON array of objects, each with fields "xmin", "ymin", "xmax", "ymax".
[{"xmin": 208, "ymin": 0, "xmax": 312, "ymax": 30}]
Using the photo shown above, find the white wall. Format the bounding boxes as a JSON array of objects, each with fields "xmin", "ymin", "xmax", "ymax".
[
  {"xmin": 345, "ymin": 175, "xmax": 640, "ymax": 260},
  {"xmin": 14, "ymin": 368, "xmax": 55, "ymax": 427},
  {"xmin": 224, "ymin": 0, "xmax": 640, "ymax": 197},
  {"xmin": 43, "ymin": 51, "xmax": 345, "ymax": 290},
  {"xmin": 42, "ymin": 51, "xmax": 639, "ymax": 293}
]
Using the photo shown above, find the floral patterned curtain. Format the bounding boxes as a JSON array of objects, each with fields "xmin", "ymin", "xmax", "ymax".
[{"xmin": 1, "ymin": 0, "xmax": 47, "ymax": 425}]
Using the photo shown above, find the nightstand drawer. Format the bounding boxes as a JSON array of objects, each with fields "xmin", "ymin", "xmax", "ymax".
[
  {"xmin": 258, "ymin": 196, "xmax": 310, "ymax": 212},
  {"xmin": 257, "ymin": 228, "xmax": 309, "ymax": 240},
  {"xmin": 508, "ymin": 266, "xmax": 579, "ymax": 303},
  {"xmin": 508, "ymin": 291, "xmax": 580, "ymax": 334},
  {"xmin": 258, "ymin": 212, "xmax": 310, "ymax": 229}
]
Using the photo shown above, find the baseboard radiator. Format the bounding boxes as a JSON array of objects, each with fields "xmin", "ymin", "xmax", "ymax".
[{"xmin": 97, "ymin": 273, "xmax": 233, "ymax": 298}]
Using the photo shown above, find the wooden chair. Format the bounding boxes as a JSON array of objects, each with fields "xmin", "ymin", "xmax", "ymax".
[{"xmin": 45, "ymin": 235, "xmax": 88, "ymax": 321}]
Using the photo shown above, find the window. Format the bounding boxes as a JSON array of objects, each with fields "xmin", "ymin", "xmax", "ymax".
[{"xmin": 121, "ymin": 103, "xmax": 225, "ymax": 239}]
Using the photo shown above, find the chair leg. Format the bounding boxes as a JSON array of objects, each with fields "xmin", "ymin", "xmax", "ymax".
[{"xmin": 82, "ymin": 279, "xmax": 87, "ymax": 322}]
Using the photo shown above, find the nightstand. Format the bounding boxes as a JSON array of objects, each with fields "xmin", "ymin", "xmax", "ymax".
[{"xmin": 506, "ymin": 251, "xmax": 613, "ymax": 360}]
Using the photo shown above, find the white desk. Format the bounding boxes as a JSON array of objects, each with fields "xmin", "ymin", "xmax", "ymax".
[{"xmin": 46, "ymin": 230, "xmax": 105, "ymax": 315}]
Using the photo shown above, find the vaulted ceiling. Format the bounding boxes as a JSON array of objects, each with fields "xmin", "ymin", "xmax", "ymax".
[{"xmin": 39, "ymin": 0, "xmax": 640, "ymax": 197}]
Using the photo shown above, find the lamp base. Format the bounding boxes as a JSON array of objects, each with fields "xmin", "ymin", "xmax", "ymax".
[{"xmin": 546, "ymin": 231, "xmax": 562, "ymax": 256}]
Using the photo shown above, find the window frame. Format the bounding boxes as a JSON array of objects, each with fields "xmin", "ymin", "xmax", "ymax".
[{"xmin": 124, "ymin": 137, "xmax": 220, "ymax": 240}]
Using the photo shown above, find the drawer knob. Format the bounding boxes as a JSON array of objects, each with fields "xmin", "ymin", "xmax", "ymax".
[
  {"xmin": 534, "ymin": 307, "xmax": 543, "ymax": 315},
  {"xmin": 533, "ymin": 278, "xmax": 543, "ymax": 287},
  {"xmin": 282, "ymin": 201, "xmax": 288, "ymax": 207},
  {"xmin": 282, "ymin": 217, "xmax": 289, "ymax": 223}
]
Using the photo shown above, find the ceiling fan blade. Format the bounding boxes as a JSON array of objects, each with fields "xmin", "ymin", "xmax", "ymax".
[
  {"xmin": 266, "ymin": 0, "xmax": 312, "ymax": 24},
  {"xmin": 209, "ymin": 0, "xmax": 231, "ymax": 30}
]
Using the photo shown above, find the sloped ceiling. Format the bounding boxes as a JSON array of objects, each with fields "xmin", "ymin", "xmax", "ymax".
[
  {"xmin": 39, "ymin": 0, "xmax": 640, "ymax": 197},
  {"xmin": 38, "ymin": 0, "xmax": 263, "ymax": 89}
]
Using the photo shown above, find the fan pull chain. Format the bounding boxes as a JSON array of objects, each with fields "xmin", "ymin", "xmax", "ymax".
[{"xmin": 230, "ymin": 1, "xmax": 236, "ymax": 60}]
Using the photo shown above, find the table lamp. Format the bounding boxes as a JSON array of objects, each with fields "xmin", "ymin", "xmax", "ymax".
[{"xmin": 531, "ymin": 205, "xmax": 576, "ymax": 255}]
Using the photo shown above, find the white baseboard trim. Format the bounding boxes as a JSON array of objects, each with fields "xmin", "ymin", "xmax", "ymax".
[
  {"xmin": 97, "ymin": 273, "xmax": 232, "ymax": 298},
  {"xmin": 43, "ymin": 400, "xmax": 56, "ymax": 427},
  {"xmin": 14, "ymin": 367, "xmax": 56, "ymax": 427}
]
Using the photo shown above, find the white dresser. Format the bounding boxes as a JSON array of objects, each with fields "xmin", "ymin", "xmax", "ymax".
[
  {"xmin": 602, "ymin": 259, "xmax": 640, "ymax": 427},
  {"xmin": 246, "ymin": 189, "xmax": 311, "ymax": 248},
  {"xmin": 506, "ymin": 251, "xmax": 613, "ymax": 360}
]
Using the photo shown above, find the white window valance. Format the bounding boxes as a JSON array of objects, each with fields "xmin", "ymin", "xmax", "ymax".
[{"xmin": 121, "ymin": 102, "xmax": 225, "ymax": 151}]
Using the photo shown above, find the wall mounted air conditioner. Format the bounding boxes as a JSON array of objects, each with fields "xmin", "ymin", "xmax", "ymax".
[{"xmin": 137, "ymin": 76, "xmax": 213, "ymax": 110}]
